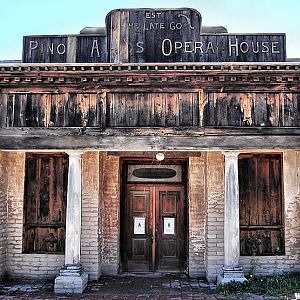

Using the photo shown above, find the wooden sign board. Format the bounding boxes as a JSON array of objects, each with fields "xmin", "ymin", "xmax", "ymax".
[
  {"xmin": 198, "ymin": 34, "xmax": 285, "ymax": 62},
  {"xmin": 23, "ymin": 35, "xmax": 107, "ymax": 63},
  {"xmin": 22, "ymin": 8, "xmax": 286, "ymax": 63},
  {"xmin": 106, "ymin": 8, "xmax": 202, "ymax": 63}
]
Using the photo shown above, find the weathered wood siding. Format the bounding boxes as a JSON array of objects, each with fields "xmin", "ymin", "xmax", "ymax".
[
  {"xmin": 0, "ymin": 92, "xmax": 199, "ymax": 128},
  {"xmin": 23, "ymin": 153, "xmax": 68, "ymax": 253},
  {"xmin": 107, "ymin": 93, "xmax": 199, "ymax": 127},
  {"xmin": 1, "ymin": 92, "xmax": 300, "ymax": 128},
  {"xmin": 0, "ymin": 93, "xmax": 106, "ymax": 128},
  {"xmin": 239, "ymin": 154, "xmax": 284, "ymax": 256},
  {"xmin": 206, "ymin": 93, "xmax": 300, "ymax": 127}
]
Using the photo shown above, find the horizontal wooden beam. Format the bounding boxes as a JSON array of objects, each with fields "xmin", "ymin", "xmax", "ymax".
[
  {"xmin": 0, "ymin": 62, "xmax": 299, "ymax": 91},
  {"xmin": 0, "ymin": 127, "xmax": 299, "ymax": 151}
]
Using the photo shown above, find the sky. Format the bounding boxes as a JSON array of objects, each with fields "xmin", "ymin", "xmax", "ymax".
[{"xmin": 0, "ymin": 0, "xmax": 299, "ymax": 60}]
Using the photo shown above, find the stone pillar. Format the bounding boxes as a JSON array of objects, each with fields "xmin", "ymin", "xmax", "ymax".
[
  {"xmin": 218, "ymin": 151, "xmax": 246, "ymax": 284},
  {"xmin": 54, "ymin": 151, "xmax": 88, "ymax": 294}
]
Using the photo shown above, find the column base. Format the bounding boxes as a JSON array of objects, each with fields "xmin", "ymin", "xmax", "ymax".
[
  {"xmin": 217, "ymin": 265, "xmax": 247, "ymax": 285},
  {"xmin": 54, "ymin": 265, "xmax": 88, "ymax": 294}
]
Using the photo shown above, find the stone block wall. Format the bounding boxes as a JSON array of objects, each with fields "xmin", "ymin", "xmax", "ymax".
[
  {"xmin": 188, "ymin": 154, "xmax": 206, "ymax": 277},
  {"xmin": 205, "ymin": 152, "xmax": 225, "ymax": 282},
  {"xmin": 99, "ymin": 153, "xmax": 120, "ymax": 276},
  {"xmin": 240, "ymin": 150, "xmax": 300, "ymax": 275}
]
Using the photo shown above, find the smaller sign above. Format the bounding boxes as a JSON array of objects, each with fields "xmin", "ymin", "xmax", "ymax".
[
  {"xmin": 134, "ymin": 217, "xmax": 145, "ymax": 235},
  {"xmin": 106, "ymin": 8, "xmax": 202, "ymax": 63}
]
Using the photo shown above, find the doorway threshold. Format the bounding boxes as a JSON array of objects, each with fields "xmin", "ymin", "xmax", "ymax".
[{"xmin": 119, "ymin": 271, "xmax": 186, "ymax": 278}]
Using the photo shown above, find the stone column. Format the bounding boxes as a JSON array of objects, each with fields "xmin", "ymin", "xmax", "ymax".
[
  {"xmin": 54, "ymin": 151, "xmax": 88, "ymax": 294},
  {"xmin": 218, "ymin": 151, "xmax": 246, "ymax": 284}
]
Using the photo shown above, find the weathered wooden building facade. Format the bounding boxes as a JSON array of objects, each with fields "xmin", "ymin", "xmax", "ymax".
[{"xmin": 0, "ymin": 8, "xmax": 300, "ymax": 294}]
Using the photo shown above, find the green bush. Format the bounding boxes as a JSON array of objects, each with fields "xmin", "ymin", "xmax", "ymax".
[{"xmin": 216, "ymin": 274, "xmax": 300, "ymax": 297}]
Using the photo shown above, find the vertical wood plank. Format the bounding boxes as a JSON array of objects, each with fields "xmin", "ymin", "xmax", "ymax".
[
  {"xmin": 13, "ymin": 94, "xmax": 27, "ymax": 127},
  {"xmin": 40, "ymin": 156, "xmax": 50, "ymax": 222},
  {"xmin": 165, "ymin": 93, "xmax": 178, "ymax": 126},
  {"xmin": 191, "ymin": 92, "xmax": 200, "ymax": 126},
  {"xmin": 35, "ymin": 158, "xmax": 41, "ymax": 224},
  {"xmin": 50, "ymin": 94, "xmax": 67, "ymax": 127},
  {"xmin": 43, "ymin": 94, "xmax": 51, "ymax": 127},
  {"xmin": 269, "ymin": 157, "xmax": 282, "ymax": 225},
  {"xmin": 115, "ymin": 93, "xmax": 126, "ymax": 126},
  {"xmin": 79, "ymin": 94, "xmax": 90, "ymax": 127},
  {"xmin": 110, "ymin": 10, "xmax": 121, "ymax": 63},
  {"xmin": 267, "ymin": 93, "xmax": 280, "ymax": 126},
  {"xmin": 66, "ymin": 93, "xmax": 77, "ymax": 126},
  {"xmin": 6, "ymin": 94, "xmax": 15, "ymax": 127},
  {"xmin": 49, "ymin": 157, "xmax": 54, "ymax": 222},
  {"xmin": 74, "ymin": 94, "xmax": 84, "ymax": 127},
  {"xmin": 39, "ymin": 93, "xmax": 47, "ymax": 127},
  {"xmin": 24, "ymin": 157, "xmax": 37, "ymax": 223},
  {"xmin": 178, "ymin": 93, "xmax": 192, "ymax": 126},
  {"xmin": 283, "ymin": 93, "xmax": 300, "ymax": 126},
  {"xmin": 198, "ymin": 90, "xmax": 207, "ymax": 127},
  {"xmin": 240, "ymin": 93, "xmax": 253, "ymax": 126},
  {"xmin": 207, "ymin": 93, "xmax": 215, "ymax": 126},
  {"xmin": 106, "ymin": 93, "xmax": 113, "ymax": 127},
  {"xmin": 125, "ymin": 93, "xmax": 138, "ymax": 126},
  {"xmin": 215, "ymin": 93, "xmax": 228, "ymax": 126},
  {"xmin": 119, "ymin": 11, "xmax": 129, "ymax": 63},
  {"xmin": 88, "ymin": 93, "xmax": 98, "ymax": 127},
  {"xmin": 228, "ymin": 94, "xmax": 242, "ymax": 126},
  {"xmin": 99, "ymin": 92, "xmax": 107, "ymax": 128},
  {"xmin": 253, "ymin": 93, "xmax": 268, "ymax": 126},
  {"xmin": 0, "ymin": 94, "xmax": 7, "ymax": 128},
  {"xmin": 153, "ymin": 93, "xmax": 165, "ymax": 126},
  {"xmin": 66, "ymin": 36, "xmax": 77, "ymax": 63},
  {"xmin": 137, "ymin": 93, "xmax": 151, "ymax": 126},
  {"xmin": 25, "ymin": 94, "xmax": 38, "ymax": 126}
]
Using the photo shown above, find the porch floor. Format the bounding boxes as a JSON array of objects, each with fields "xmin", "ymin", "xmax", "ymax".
[{"xmin": 0, "ymin": 273, "xmax": 279, "ymax": 299}]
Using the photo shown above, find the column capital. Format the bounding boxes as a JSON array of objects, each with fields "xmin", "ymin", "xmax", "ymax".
[
  {"xmin": 65, "ymin": 150, "xmax": 84, "ymax": 157},
  {"xmin": 222, "ymin": 151, "xmax": 240, "ymax": 160}
]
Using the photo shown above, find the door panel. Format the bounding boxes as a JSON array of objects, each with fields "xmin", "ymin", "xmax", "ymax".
[
  {"xmin": 122, "ymin": 184, "xmax": 186, "ymax": 272},
  {"xmin": 126, "ymin": 188, "xmax": 151, "ymax": 271},
  {"xmin": 156, "ymin": 188, "xmax": 185, "ymax": 271}
]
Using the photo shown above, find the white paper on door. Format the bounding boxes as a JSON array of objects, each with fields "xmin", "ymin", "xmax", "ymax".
[
  {"xmin": 133, "ymin": 217, "xmax": 145, "ymax": 234},
  {"xmin": 164, "ymin": 217, "xmax": 175, "ymax": 235}
]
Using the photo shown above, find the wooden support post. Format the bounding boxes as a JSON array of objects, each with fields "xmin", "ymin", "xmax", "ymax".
[
  {"xmin": 218, "ymin": 151, "xmax": 247, "ymax": 284},
  {"xmin": 54, "ymin": 151, "xmax": 88, "ymax": 294}
]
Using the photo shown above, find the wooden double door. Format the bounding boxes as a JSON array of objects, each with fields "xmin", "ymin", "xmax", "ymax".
[{"xmin": 121, "ymin": 184, "xmax": 186, "ymax": 272}]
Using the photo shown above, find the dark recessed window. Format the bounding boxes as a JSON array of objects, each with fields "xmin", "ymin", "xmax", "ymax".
[
  {"xmin": 23, "ymin": 153, "xmax": 68, "ymax": 254},
  {"xmin": 239, "ymin": 154, "xmax": 284, "ymax": 256},
  {"xmin": 133, "ymin": 168, "xmax": 176, "ymax": 179},
  {"xmin": 128, "ymin": 165, "xmax": 182, "ymax": 183}
]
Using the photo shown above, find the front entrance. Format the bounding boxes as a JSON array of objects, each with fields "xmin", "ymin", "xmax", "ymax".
[{"xmin": 121, "ymin": 181, "xmax": 186, "ymax": 272}]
